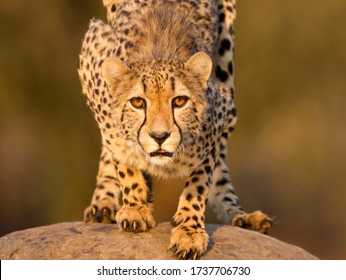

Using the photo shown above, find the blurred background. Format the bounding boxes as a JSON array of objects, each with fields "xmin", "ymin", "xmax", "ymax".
[{"xmin": 0, "ymin": 0, "xmax": 345, "ymax": 259}]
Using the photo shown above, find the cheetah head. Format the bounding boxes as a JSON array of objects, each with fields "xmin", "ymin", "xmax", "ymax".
[{"xmin": 102, "ymin": 52, "xmax": 212, "ymax": 166}]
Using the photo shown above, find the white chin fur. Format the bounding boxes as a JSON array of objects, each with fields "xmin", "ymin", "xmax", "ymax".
[{"xmin": 148, "ymin": 155, "xmax": 174, "ymax": 166}]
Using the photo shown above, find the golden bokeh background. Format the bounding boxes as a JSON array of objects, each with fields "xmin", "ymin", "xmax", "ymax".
[{"xmin": 0, "ymin": 0, "xmax": 345, "ymax": 259}]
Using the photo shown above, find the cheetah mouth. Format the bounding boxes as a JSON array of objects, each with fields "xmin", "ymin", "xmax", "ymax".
[{"xmin": 149, "ymin": 149, "xmax": 174, "ymax": 158}]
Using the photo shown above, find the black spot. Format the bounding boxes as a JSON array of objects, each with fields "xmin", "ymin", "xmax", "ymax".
[
  {"xmin": 127, "ymin": 168, "xmax": 134, "ymax": 176},
  {"xmin": 116, "ymin": 46, "xmax": 122, "ymax": 56},
  {"xmin": 106, "ymin": 191, "xmax": 114, "ymax": 198},
  {"xmin": 98, "ymin": 59, "xmax": 104, "ymax": 68},
  {"xmin": 192, "ymin": 215, "xmax": 198, "ymax": 222},
  {"xmin": 221, "ymin": 39, "xmax": 231, "ymax": 50},
  {"xmin": 170, "ymin": 77, "xmax": 175, "ymax": 91},
  {"xmin": 106, "ymin": 123, "xmax": 111, "ymax": 129},
  {"xmin": 216, "ymin": 178, "xmax": 230, "ymax": 186},
  {"xmin": 219, "ymin": 13, "xmax": 225, "ymax": 23},
  {"xmin": 216, "ymin": 66, "xmax": 229, "ymax": 82},
  {"xmin": 119, "ymin": 171, "xmax": 125, "ymax": 178},
  {"xmin": 96, "ymin": 184, "xmax": 105, "ymax": 190},
  {"xmin": 105, "ymin": 175, "xmax": 117, "ymax": 180},
  {"xmin": 95, "ymin": 195, "xmax": 100, "ymax": 200},
  {"xmin": 101, "ymin": 31, "xmax": 110, "ymax": 38},
  {"xmin": 228, "ymin": 61, "xmax": 234, "ymax": 75},
  {"xmin": 111, "ymin": 4, "xmax": 116, "ymax": 12},
  {"xmin": 197, "ymin": 186, "xmax": 205, "ymax": 195},
  {"xmin": 183, "ymin": 226, "xmax": 189, "ymax": 232},
  {"xmin": 192, "ymin": 204, "xmax": 200, "ymax": 211},
  {"xmin": 230, "ymin": 107, "xmax": 237, "ymax": 117},
  {"xmin": 223, "ymin": 197, "xmax": 233, "ymax": 202},
  {"xmin": 125, "ymin": 41, "xmax": 133, "ymax": 49},
  {"xmin": 182, "ymin": 207, "xmax": 190, "ymax": 211},
  {"xmin": 124, "ymin": 187, "xmax": 130, "ymax": 195},
  {"xmin": 123, "ymin": 198, "xmax": 129, "ymax": 205},
  {"xmin": 131, "ymin": 183, "xmax": 138, "ymax": 190},
  {"xmin": 228, "ymin": 126, "xmax": 235, "ymax": 133},
  {"xmin": 192, "ymin": 177, "xmax": 199, "ymax": 183},
  {"xmin": 204, "ymin": 166, "xmax": 211, "ymax": 174},
  {"xmin": 218, "ymin": 47, "xmax": 225, "ymax": 56},
  {"xmin": 185, "ymin": 181, "xmax": 190, "ymax": 187},
  {"xmin": 129, "ymin": 202, "xmax": 137, "ymax": 207},
  {"xmin": 141, "ymin": 170, "xmax": 152, "ymax": 190},
  {"xmin": 186, "ymin": 193, "xmax": 193, "ymax": 201}
]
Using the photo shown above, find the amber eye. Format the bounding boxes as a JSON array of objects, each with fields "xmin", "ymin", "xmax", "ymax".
[
  {"xmin": 130, "ymin": 97, "xmax": 146, "ymax": 109},
  {"xmin": 173, "ymin": 96, "xmax": 189, "ymax": 108}
]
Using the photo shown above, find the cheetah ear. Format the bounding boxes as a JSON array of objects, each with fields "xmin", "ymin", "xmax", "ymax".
[
  {"xmin": 101, "ymin": 57, "xmax": 131, "ymax": 85},
  {"xmin": 185, "ymin": 52, "xmax": 212, "ymax": 87}
]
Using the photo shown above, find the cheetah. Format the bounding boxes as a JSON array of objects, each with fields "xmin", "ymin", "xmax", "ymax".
[{"xmin": 78, "ymin": 0, "xmax": 273, "ymax": 259}]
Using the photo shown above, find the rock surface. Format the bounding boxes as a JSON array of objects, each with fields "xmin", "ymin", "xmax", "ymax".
[{"xmin": 0, "ymin": 222, "xmax": 317, "ymax": 260}]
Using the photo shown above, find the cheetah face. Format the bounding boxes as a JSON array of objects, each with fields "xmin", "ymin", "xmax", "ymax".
[{"xmin": 102, "ymin": 52, "xmax": 212, "ymax": 166}]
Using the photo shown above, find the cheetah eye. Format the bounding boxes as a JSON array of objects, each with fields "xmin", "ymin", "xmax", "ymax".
[
  {"xmin": 172, "ymin": 96, "xmax": 189, "ymax": 108},
  {"xmin": 130, "ymin": 97, "xmax": 146, "ymax": 109}
]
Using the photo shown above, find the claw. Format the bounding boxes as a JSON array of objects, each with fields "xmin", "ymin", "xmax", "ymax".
[
  {"xmin": 92, "ymin": 206, "xmax": 97, "ymax": 215},
  {"xmin": 122, "ymin": 220, "xmax": 128, "ymax": 229},
  {"xmin": 169, "ymin": 244, "xmax": 177, "ymax": 254},
  {"xmin": 174, "ymin": 248, "xmax": 183, "ymax": 257}
]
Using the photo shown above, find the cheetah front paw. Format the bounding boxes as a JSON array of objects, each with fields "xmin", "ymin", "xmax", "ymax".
[
  {"xmin": 84, "ymin": 199, "xmax": 118, "ymax": 223},
  {"xmin": 231, "ymin": 210, "xmax": 273, "ymax": 234},
  {"xmin": 116, "ymin": 204, "xmax": 156, "ymax": 232},
  {"xmin": 169, "ymin": 225, "xmax": 209, "ymax": 260}
]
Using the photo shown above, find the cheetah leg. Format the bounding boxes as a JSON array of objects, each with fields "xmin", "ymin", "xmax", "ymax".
[
  {"xmin": 84, "ymin": 146, "xmax": 121, "ymax": 223},
  {"xmin": 209, "ymin": 152, "xmax": 273, "ymax": 234},
  {"xmin": 169, "ymin": 159, "xmax": 213, "ymax": 260},
  {"xmin": 211, "ymin": 0, "xmax": 273, "ymax": 234},
  {"xmin": 208, "ymin": 155, "xmax": 244, "ymax": 223},
  {"xmin": 115, "ymin": 165, "xmax": 156, "ymax": 232}
]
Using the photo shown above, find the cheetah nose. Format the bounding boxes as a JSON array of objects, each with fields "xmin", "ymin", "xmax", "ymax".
[{"xmin": 149, "ymin": 131, "xmax": 171, "ymax": 145}]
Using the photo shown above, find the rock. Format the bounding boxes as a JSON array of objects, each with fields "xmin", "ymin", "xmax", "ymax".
[{"xmin": 0, "ymin": 222, "xmax": 317, "ymax": 260}]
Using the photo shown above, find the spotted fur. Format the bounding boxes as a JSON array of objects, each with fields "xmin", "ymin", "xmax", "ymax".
[{"xmin": 78, "ymin": 0, "xmax": 272, "ymax": 260}]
